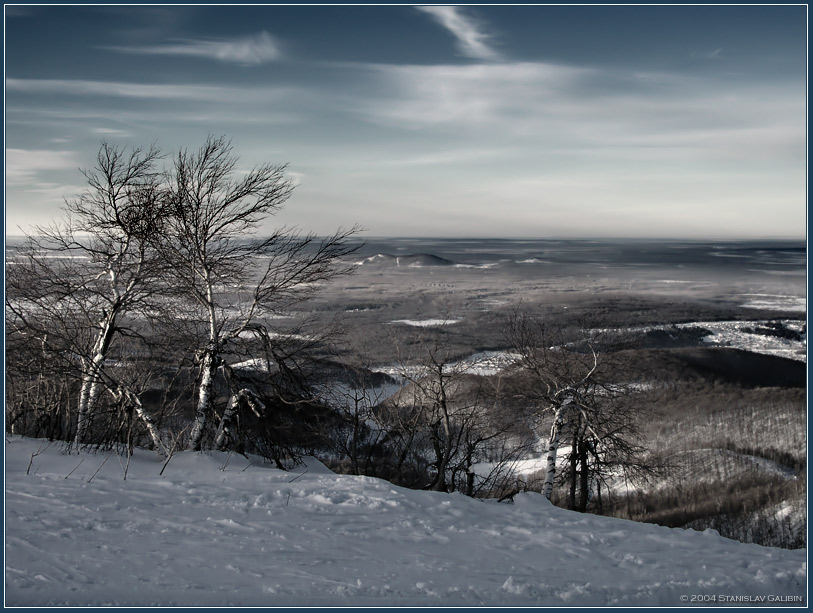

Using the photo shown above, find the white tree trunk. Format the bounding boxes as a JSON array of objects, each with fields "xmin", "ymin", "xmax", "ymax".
[
  {"xmin": 122, "ymin": 389, "xmax": 169, "ymax": 457},
  {"xmin": 214, "ymin": 393, "xmax": 240, "ymax": 451},
  {"xmin": 188, "ymin": 350, "xmax": 217, "ymax": 451},
  {"xmin": 75, "ymin": 312, "xmax": 117, "ymax": 445},
  {"xmin": 75, "ymin": 368, "xmax": 95, "ymax": 444},
  {"xmin": 214, "ymin": 389, "xmax": 265, "ymax": 451},
  {"xmin": 542, "ymin": 400, "xmax": 571, "ymax": 500}
]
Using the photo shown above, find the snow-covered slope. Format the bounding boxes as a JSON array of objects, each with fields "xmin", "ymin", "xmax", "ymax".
[{"xmin": 5, "ymin": 437, "xmax": 806, "ymax": 607}]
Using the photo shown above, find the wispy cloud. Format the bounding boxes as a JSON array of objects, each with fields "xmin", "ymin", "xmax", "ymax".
[
  {"xmin": 5, "ymin": 78, "xmax": 294, "ymax": 104},
  {"xmin": 5, "ymin": 149, "xmax": 86, "ymax": 214},
  {"xmin": 416, "ymin": 6, "xmax": 500, "ymax": 61},
  {"xmin": 345, "ymin": 59, "xmax": 805, "ymax": 184},
  {"xmin": 385, "ymin": 148, "xmax": 511, "ymax": 167},
  {"xmin": 91, "ymin": 127, "xmax": 133, "ymax": 138},
  {"xmin": 104, "ymin": 31, "xmax": 281, "ymax": 66},
  {"xmin": 691, "ymin": 48, "xmax": 723, "ymax": 60},
  {"xmin": 6, "ymin": 148, "xmax": 78, "ymax": 185},
  {"xmin": 354, "ymin": 62, "xmax": 590, "ymax": 129}
]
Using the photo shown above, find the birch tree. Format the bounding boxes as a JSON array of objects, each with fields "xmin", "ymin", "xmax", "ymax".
[
  {"xmin": 159, "ymin": 135, "xmax": 360, "ymax": 451},
  {"xmin": 507, "ymin": 311, "xmax": 652, "ymax": 510},
  {"xmin": 6, "ymin": 142, "xmax": 170, "ymax": 448}
]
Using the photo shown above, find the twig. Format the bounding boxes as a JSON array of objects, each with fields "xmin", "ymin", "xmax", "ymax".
[
  {"xmin": 159, "ymin": 434, "xmax": 182, "ymax": 477},
  {"xmin": 116, "ymin": 447, "xmax": 127, "ymax": 479},
  {"xmin": 26, "ymin": 441, "xmax": 53, "ymax": 475},
  {"xmin": 115, "ymin": 445, "xmax": 133, "ymax": 481},
  {"xmin": 288, "ymin": 470, "xmax": 308, "ymax": 483},
  {"xmin": 87, "ymin": 451, "xmax": 113, "ymax": 483},
  {"xmin": 65, "ymin": 458, "xmax": 85, "ymax": 479},
  {"xmin": 124, "ymin": 447, "xmax": 133, "ymax": 481}
]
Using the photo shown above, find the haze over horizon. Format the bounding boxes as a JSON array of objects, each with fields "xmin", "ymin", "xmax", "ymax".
[{"xmin": 4, "ymin": 5, "xmax": 807, "ymax": 240}]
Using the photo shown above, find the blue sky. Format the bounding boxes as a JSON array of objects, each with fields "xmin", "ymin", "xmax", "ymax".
[{"xmin": 4, "ymin": 4, "xmax": 807, "ymax": 238}]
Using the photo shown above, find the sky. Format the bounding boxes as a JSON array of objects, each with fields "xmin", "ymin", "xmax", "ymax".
[{"xmin": 4, "ymin": 4, "xmax": 808, "ymax": 239}]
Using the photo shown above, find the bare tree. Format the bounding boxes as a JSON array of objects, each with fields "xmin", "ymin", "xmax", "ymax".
[
  {"xmin": 507, "ymin": 310, "xmax": 653, "ymax": 511},
  {"xmin": 158, "ymin": 135, "xmax": 361, "ymax": 450},
  {"xmin": 6, "ymin": 142, "xmax": 170, "ymax": 448},
  {"xmin": 379, "ymin": 340, "xmax": 530, "ymax": 495},
  {"xmin": 315, "ymin": 362, "xmax": 398, "ymax": 476}
]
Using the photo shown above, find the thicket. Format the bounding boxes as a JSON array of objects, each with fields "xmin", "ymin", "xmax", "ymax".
[{"xmin": 601, "ymin": 374, "xmax": 806, "ymax": 549}]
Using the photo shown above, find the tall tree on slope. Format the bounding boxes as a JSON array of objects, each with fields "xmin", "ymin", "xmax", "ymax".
[{"xmin": 160, "ymin": 136, "xmax": 360, "ymax": 451}]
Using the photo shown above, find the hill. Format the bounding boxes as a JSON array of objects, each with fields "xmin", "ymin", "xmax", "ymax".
[{"xmin": 358, "ymin": 253, "xmax": 456, "ymax": 267}]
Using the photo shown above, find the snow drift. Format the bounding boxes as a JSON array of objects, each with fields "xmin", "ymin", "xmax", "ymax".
[{"xmin": 5, "ymin": 436, "xmax": 806, "ymax": 607}]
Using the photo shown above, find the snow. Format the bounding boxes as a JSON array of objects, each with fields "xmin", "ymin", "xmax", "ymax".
[
  {"xmin": 372, "ymin": 350, "xmax": 520, "ymax": 381},
  {"xmin": 229, "ymin": 357, "xmax": 275, "ymax": 372},
  {"xmin": 449, "ymin": 350, "xmax": 520, "ymax": 376},
  {"xmin": 606, "ymin": 320, "xmax": 807, "ymax": 363},
  {"xmin": 390, "ymin": 319, "xmax": 460, "ymax": 327},
  {"xmin": 517, "ymin": 258, "xmax": 552, "ymax": 264},
  {"xmin": 470, "ymin": 457, "xmax": 547, "ymax": 480},
  {"xmin": 675, "ymin": 320, "xmax": 806, "ymax": 362},
  {"xmin": 5, "ymin": 436, "xmax": 806, "ymax": 607}
]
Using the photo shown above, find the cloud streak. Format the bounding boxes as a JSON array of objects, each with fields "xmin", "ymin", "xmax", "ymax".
[
  {"xmin": 105, "ymin": 31, "xmax": 281, "ymax": 65},
  {"xmin": 352, "ymin": 61, "xmax": 804, "ymax": 162},
  {"xmin": 416, "ymin": 6, "xmax": 500, "ymax": 61},
  {"xmin": 5, "ymin": 148, "xmax": 78, "ymax": 185},
  {"xmin": 5, "ymin": 78, "xmax": 295, "ymax": 104}
]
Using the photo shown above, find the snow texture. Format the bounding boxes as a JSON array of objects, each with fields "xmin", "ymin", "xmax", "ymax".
[
  {"xmin": 5, "ymin": 436, "xmax": 806, "ymax": 607},
  {"xmin": 390, "ymin": 319, "xmax": 461, "ymax": 327},
  {"xmin": 676, "ymin": 320, "xmax": 806, "ymax": 362}
]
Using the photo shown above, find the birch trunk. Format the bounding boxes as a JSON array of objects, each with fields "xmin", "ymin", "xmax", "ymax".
[
  {"xmin": 188, "ymin": 349, "xmax": 218, "ymax": 451},
  {"xmin": 122, "ymin": 389, "xmax": 169, "ymax": 457},
  {"xmin": 75, "ymin": 310, "xmax": 118, "ymax": 445},
  {"xmin": 75, "ymin": 367, "xmax": 95, "ymax": 444},
  {"xmin": 542, "ymin": 405, "xmax": 567, "ymax": 500},
  {"xmin": 214, "ymin": 389, "xmax": 264, "ymax": 451},
  {"xmin": 214, "ymin": 393, "xmax": 240, "ymax": 451}
]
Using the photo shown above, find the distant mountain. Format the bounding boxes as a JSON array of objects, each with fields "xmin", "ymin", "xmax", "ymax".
[{"xmin": 359, "ymin": 253, "xmax": 456, "ymax": 267}]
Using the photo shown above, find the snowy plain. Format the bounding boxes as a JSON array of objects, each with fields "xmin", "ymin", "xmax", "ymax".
[{"xmin": 5, "ymin": 436, "xmax": 806, "ymax": 607}]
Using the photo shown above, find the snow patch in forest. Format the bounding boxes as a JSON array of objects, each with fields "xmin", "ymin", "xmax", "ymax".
[
  {"xmin": 470, "ymin": 457, "xmax": 547, "ymax": 481},
  {"xmin": 449, "ymin": 350, "xmax": 520, "ymax": 375},
  {"xmin": 229, "ymin": 357, "xmax": 277, "ymax": 372},
  {"xmin": 610, "ymin": 320, "xmax": 806, "ymax": 363},
  {"xmin": 390, "ymin": 319, "xmax": 461, "ymax": 327},
  {"xmin": 5, "ymin": 436, "xmax": 806, "ymax": 607},
  {"xmin": 371, "ymin": 351, "xmax": 520, "ymax": 380},
  {"xmin": 675, "ymin": 320, "xmax": 806, "ymax": 362}
]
